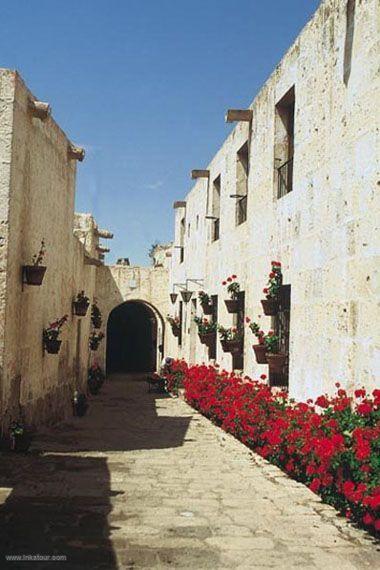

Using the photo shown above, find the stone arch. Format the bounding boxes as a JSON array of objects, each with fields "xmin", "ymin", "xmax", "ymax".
[{"xmin": 106, "ymin": 299, "xmax": 165, "ymax": 374}]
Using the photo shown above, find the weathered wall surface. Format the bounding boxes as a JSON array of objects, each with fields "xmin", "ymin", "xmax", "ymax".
[
  {"xmin": 169, "ymin": 0, "xmax": 380, "ymax": 400},
  {"xmin": 95, "ymin": 265, "xmax": 169, "ymax": 371},
  {"xmin": 0, "ymin": 70, "xmax": 101, "ymax": 429}
]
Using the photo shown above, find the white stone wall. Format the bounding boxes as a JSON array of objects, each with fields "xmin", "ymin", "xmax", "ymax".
[
  {"xmin": 0, "ymin": 70, "xmax": 99, "ymax": 429},
  {"xmin": 169, "ymin": 0, "xmax": 380, "ymax": 400}
]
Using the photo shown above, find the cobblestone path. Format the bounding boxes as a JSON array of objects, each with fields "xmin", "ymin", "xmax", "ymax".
[{"xmin": 0, "ymin": 374, "xmax": 379, "ymax": 569}]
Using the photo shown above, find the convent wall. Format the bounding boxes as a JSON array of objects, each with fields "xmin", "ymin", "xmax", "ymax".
[{"xmin": 168, "ymin": 0, "xmax": 380, "ymax": 401}]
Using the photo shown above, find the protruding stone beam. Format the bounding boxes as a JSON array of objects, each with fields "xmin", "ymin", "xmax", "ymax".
[
  {"xmin": 68, "ymin": 143, "xmax": 85, "ymax": 162},
  {"xmin": 191, "ymin": 170, "xmax": 210, "ymax": 180},
  {"xmin": 173, "ymin": 201, "xmax": 186, "ymax": 209},
  {"xmin": 84, "ymin": 254, "xmax": 102, "ymax": 266},
  {"xmin": 96, "ymin": 246, "xmax": 110, "ymax": 254},
  {"xmin": 28, "ymin": 99, "xmax": 51, "ymax": 121},
  {"xmin": 225, "ymin": 109, "xmax": 253, "ymax": 123},
  {"xmin": 95, "ymin": 228, "xmax": 114, "ymax": 239}
]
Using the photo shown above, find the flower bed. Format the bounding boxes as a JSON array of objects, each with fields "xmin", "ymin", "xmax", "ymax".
[{"xmin": 163, "ymin": 361, "xmax": 380, "ymax": 536}]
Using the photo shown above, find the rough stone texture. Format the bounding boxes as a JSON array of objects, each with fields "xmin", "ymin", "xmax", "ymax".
[
  {"xmin": 0, "ymin": 374, "xmax": 378, "ymax": 569},
  {"xmin": 169, "ymin": 0, "xmax": 380, "ymax": 400},
  {"xmin": 0, "ymin": 70, "xmax": 103, "ymax": 430}
]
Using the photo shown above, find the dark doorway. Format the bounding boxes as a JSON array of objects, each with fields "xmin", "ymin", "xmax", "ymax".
[{"xmin": 107, "ymin": 302, "xmax": 158, "ymax": 373}]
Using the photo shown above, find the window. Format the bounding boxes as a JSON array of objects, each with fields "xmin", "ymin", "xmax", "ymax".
[
  {"xmin": 179, "ymin": 217, "xmax": 185, "ymax": 263},
  {"xmin": 212, "ymin": 175, "xmax": 221, "ymax": 241},
  {"xmin": 236, "ymin": 142, "xmax": 249, "ymax": 225},
  {"xmin": 269, "ymin": 285, "xmax": 291, "ymax": 388},
  {"xmin": 275, "ymin": 87, "xmax": 295, "ymax": 198}
]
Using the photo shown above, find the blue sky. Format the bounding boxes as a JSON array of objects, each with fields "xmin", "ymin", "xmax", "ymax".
[{"xmin": 1, "ymin": 0, "xmax": 320, "ymax": 265}]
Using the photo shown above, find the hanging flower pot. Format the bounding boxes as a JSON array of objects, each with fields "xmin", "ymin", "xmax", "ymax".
[
  {"xmin": 88, "ymin": 364, "xmax": 105, "ymax": 395},
  {"xmin": 252, "ymin": 344, "xmax": 267, "ymax": 364},
  {"xmin": 224, "ymin": 299, "xmax": 240, "ymax": 313},
  {"xmin": 221, "ymin": 339, "xmax": 243, "ymax": 354},
  {"xmin": 91, "ymin": 301, "xmax": 102, "ymax": 329},
  {"xmin": 73, "ymin": 291, "xmax": 90, "ymax": 316},
  {"xmin": 23, "ymin": 265, "xmax": 47, "ymax": 286},
  {"xmin": 261, "ymin": 261, "xmax": 282, "ymax": 315},
  {"xmin": 222, "ymin": 276, "xmax": 240, "ymax": 313},
  {"xmin": 73, "ymin": 392, "xmax": 88, "ymax": 417},
  {"xmin": 267, "ymin": 353, "xmax": 287, "ymax": 374},
  {"xmin": 167, "ymin": 315, "xmax": 180, "ymax": 337},
  {"xmin": 23, "ymin": 239, "xmax": 47, "ymax": 286},
  {"xmin": 89, "ymin": 331, "xmax": 104, "ymax": 351},
  {"xmin": 198, "ymin": 332, "xmax": 215, "ymax": 346},
  {"xmin": 201, "ymin": 302, "xmax": 213, "ymax": 315},
  {"xmin": 261, "ymin": 298, "xmax": 279, "ymax": 316},
  {"xmin": 9, "ymin": 422, "xmax": 32, "ymax": 452},
  {"xmin": 44, "ymin": 338, "xmax": 62, "ymax": 354},
  {"xmin": 198, "ymin": 292, "xmax": 213, "ymax": 315},
  {"xmin": 43, "ymin": 315, "xmax": 68, "ymax": 355}
]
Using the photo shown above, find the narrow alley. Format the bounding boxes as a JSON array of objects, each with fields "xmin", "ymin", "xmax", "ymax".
[{"xmin": 0, "ymin": 375, "xmax": 378, "ymax": 569}]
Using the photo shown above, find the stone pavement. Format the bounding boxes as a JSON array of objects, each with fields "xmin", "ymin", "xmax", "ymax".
[{"xmin": 0, "ymin": 374, "xmax": 379, "ymax": 569}]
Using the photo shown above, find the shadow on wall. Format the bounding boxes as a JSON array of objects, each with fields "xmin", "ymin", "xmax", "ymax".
[{"xmin": 0, "ymin": 374, "xmax": 191, "ymax": 565}]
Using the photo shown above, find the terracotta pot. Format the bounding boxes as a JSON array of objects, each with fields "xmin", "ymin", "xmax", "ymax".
[
  {"xmin": 90, "ymin": 340, "xmax": 100, "ymax": 351},
  {"xmin": 201, "ymin": 302, "xmax": 213, "ymax": 315},
  {"xmin": 224, "ymin": 299, "xmax": 240, "ymax": 313},
  {"xmin": 73, "ymin": 300, "xmax": 89, "ymax": 316},
  {"xmin": 266, "ymin": 353, "xmax": 287, "ymax": 374},
  {"xmin": 252, "ymin": 344, "xmax": 267, "ymax": 364},
  {"xmin": 221, "ymin": 339, "xmax": 243, "ymax": 354},
  {"xmin": 44, "ymin": 339, "xmax": 62, "ymax": 354},
  {"xmin": 172, "ymin": 326, "xmax": 180, "ymax": 338},
  {"xmin": 9, "ymin": 432, "xmax": 32, "ymax": 452},
  {"xmin": 73, "ymin": 394, "xmax": 88, "ymax": 417},
  {"xmin": 23, "ymin": 265, "xmax": 46, "ymax": 286},
  {"xmin": 261, "ymin": 298, "xmax": 279, "ymax": 316},
  {"xmin": 198, "ymin": 332, "xmax": 215, "ymax": 346}
]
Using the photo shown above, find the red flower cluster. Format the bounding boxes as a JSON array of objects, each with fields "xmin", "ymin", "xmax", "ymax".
[{"xmin": 164, "ymin": 362, "xmax": 380, "ymax": 536}]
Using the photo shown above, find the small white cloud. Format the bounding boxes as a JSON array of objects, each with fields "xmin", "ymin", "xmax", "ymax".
[{"xmin": 145, "ymin": 180, "xmax": 164, "ymax": 190}]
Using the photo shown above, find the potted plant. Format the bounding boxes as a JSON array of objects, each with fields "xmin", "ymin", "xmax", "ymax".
[
  {"xmin": 198, "ymin": 291, "xmax": 213, "ymax": 315},
  {"xmin": 264, "ymin": 330, "xmax": 287, "ymax": 373},
  {"xmin": 167, "ymin": 315, "xmax": 181, "ymax": 337},
  {"xmin": 73, "ymin": 291, "xmax": 90, "ymax": 316},
  {"xmin": 43, "ymin": 315, "xmax": 68, "ymax": 354},
  {"xmin": 194, "ymin": 316, "xmax": 217, "ymax": 346},
  {"xmin": 246, "ymin": 317, "xmax": 267, "ymax": 364},
  {"xmin": 73, "ymin": 391, "xmax": 88, "ymax": 417},
  {"xmin": 88, "ymin": 363, "xmax": 105, "ymax": 395},
  {"xmin": 8, "ymin": 420, "xmax": 32, "ymax": 452},
  {"xmin": 218, "ymin": 325, "xmax": 243, "ymax": 354},
  {"xmin": 23, "ymin": 239, "xmax": 46, "ymax": 286},
  {"xmin": 261, "ymin": 261, "xmax": 282, "ymax": 315},
  {"xmin": 222, "ymin": 275, "xmax": 241, "ymax": 313},
  {"xmin": 89, "ymin": 331, "xmax": 105, "ymax": 351},
  {"xmin": 91, "ymin": 301, "xmax": 102, "ymax": 329}
]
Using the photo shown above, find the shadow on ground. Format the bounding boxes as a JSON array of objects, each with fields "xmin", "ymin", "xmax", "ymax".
[{"xmin": 0, "ymin": 374, "xmax": 192, "ymax": 568}]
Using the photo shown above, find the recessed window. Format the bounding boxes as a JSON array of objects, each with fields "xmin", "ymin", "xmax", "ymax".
[
  {"xmin": 212, "ymin": 175, "xmax": 221, "ymax": 242},
  {"xmin": 236, "ymin": 141, "xmax": 249, "ymax": 225},
  {"xmin": 179, "ymin": 217, "xmax": 185, "ymax": 263},
  {"xmin": 275, "ymin": 87, "xmax": 295, "ymax": 199}
]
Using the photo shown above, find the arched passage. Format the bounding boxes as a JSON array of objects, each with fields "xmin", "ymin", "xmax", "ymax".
[{"xmin": 106, "ymin": 301, "xmax": 163, "ymax": 373}]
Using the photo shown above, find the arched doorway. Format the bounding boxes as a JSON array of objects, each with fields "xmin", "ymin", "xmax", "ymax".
[{"xmin": 106, "ymin": 301, "xmax": 162, "ymax": 373}]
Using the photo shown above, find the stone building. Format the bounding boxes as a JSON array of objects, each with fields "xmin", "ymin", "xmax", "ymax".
[
  {"xmin": 167, "ymin": 0, "xmax": 380, "ymax": 401},
  {"xmin": 0, "ymin": 69, "xmax": 169, "ymax": 431}
]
